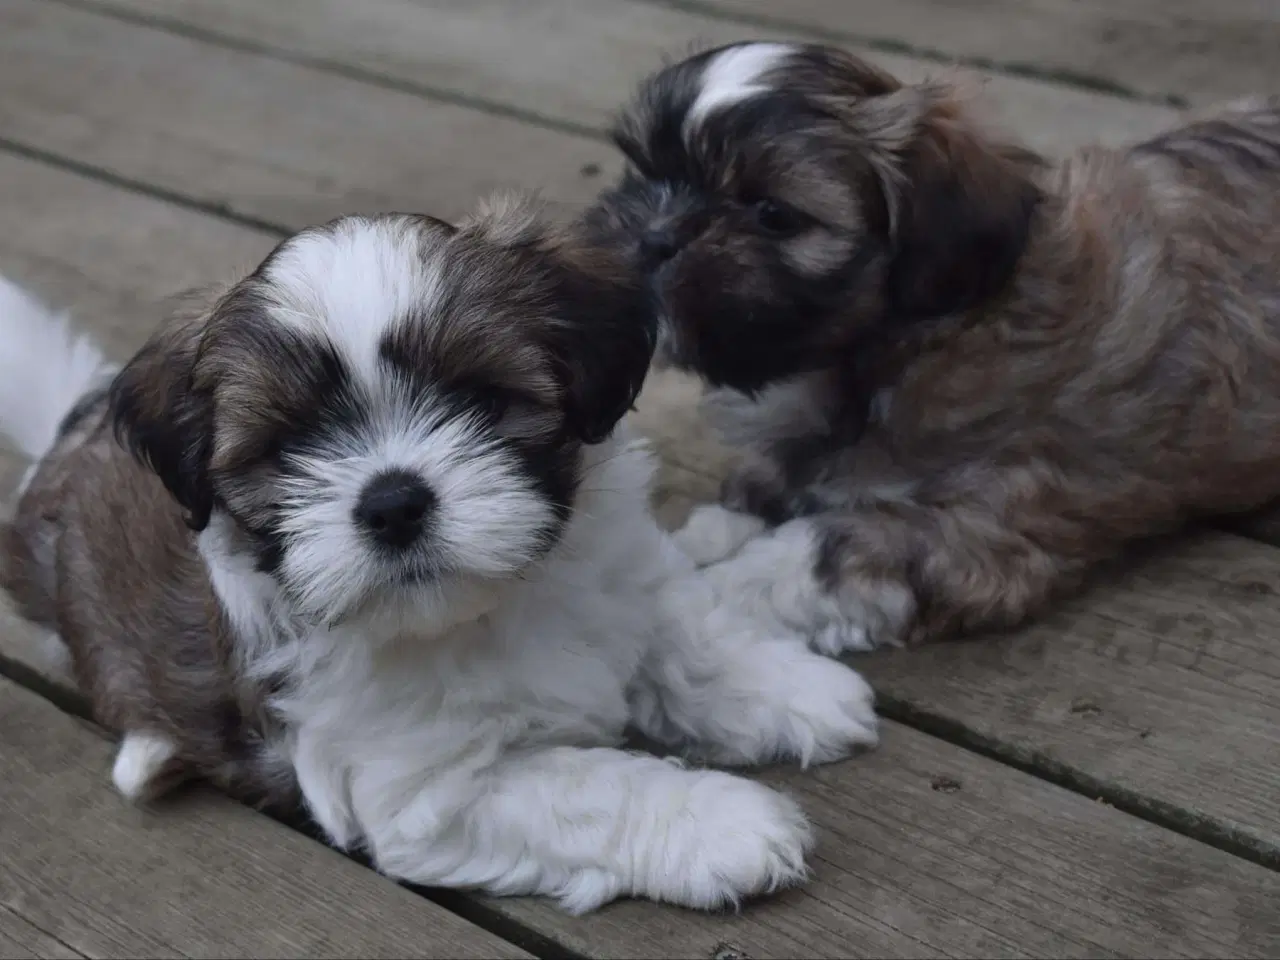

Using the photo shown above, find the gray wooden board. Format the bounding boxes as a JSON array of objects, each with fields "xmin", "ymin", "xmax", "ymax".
[
  {"xmin": 859, "ymin": 532, "xmax": 1280, "ymax": 865},
  {"xmin": 0, "ymin": 905, "xmax": 86, "ymax": 960},
  {"xmin": 0, "ymin": 0, "xmax": 621, "ymax": 229},
  {"xmin": 498, "ymin": 713, "xmax": 1280, "ymax": 959},
  {"xmin": 694, "ymin": 0, "xmax": 1280, "ymax": 108},
  {"xmin": 6, "ymin": 660, "xmax": 1280, "ymax": 960},
  {"xmin": 69, "ymin": 0, "xmax": 1180, "ymax": 157},
  {"xmin": 0, "ymin": 676, "xmax": 533, "ymax": 960},
  {"xmin": 3, "ymin": 156, "xmax": 1280, "ymax": 959}
]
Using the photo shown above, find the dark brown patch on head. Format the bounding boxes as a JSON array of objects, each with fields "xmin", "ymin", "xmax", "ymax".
[{"xmin": 446, "ymin": 198, "xmax": 658, "ymax": 446}]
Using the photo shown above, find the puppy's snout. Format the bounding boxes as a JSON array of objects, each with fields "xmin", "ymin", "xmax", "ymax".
[{"xmin": 355, "ymin": 469, "xmax": 435, "ymax": 549}]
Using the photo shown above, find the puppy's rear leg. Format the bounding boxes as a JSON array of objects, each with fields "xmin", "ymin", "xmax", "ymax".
[{"xmin": 366, "ymin": 747, "xmax": 814, "ymax": 914}]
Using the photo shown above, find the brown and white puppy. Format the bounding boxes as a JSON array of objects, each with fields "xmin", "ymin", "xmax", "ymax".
[
  {"xmin": 585, "ymin": 41, "xmax": 1280, "ymax": 650},
  {"xmin": 0, "ymin": 200, "xmax": 879, "ymax": 913}
]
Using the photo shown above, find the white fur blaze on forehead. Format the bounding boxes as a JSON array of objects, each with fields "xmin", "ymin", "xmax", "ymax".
[
  {"xmin": 684, "ymin": 43, "xmax": 795, "ymax": 137},
  {"xmin": 262, "ymin": 218, "xmax": 445, "ymax": 384}
]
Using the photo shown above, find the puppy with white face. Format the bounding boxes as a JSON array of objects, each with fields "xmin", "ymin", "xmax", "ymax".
[
  {"xmin": 0, "ymin": 202, "xmax": 880, "ymax": 914},
  {"xmin": 588, "ymin": 42, "xmax": 1280, "ymax": 650}
]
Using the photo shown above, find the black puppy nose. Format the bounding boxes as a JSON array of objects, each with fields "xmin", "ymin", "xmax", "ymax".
[
  {"xmin": 355, "ymin": 470, "xmax": 435, "ymax": 549},
  {"xmin": 639, "ymin": 227, "xmax": 681, "ymax": 265}
]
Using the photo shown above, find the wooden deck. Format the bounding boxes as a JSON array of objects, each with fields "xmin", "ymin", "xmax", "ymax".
[{"xmin": 0, "ymin": 1, "xmax": 1278, "ymax": 957}]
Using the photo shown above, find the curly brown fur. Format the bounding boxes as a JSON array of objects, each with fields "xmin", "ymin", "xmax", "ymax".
[{"xmin": 588, "ymin": 41, "xmax": 1280, "ymax": 649}]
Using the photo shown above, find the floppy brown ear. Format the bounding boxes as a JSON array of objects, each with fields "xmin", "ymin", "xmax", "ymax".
[
  {"xmin": 546, "ymin": 238, "xmax": 657, "ymax": 444},
  {"xmin": 108, "ymin": 297, "xmax": 216, "ymax": 530},
  {"xmin": 462, "ymin": 195, "xmax": 659, "ymax": 445},
  {"xmin": 882, "ymin": 93, "xmax": 1042, "ymax": 320},
  {"xmin": 842, "ymin": 83, "xmax": 1042, "ymax": 322}
]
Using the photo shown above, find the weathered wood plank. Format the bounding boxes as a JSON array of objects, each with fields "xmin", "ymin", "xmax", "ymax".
[
  {"xmin": 506, "ymin": 713, "xmax": 1280, "ymax": 959},
  {"xmin": 67, "ymin": 0, "xmax": 1179, "ymax": 157},
  {"xmin": 0, "ymin": 905, "xmax": 86, "ymax": 960},
  {"xmin": 692, "ymin": 0, "xmax": 1280, "ymax": 108},
  {"xmin": 0, "ymin": 150, "xmax": 278, "ymax": 507},
  {"xmin": 0, "ymin": 675, "xmax": 533, "ymax": 960},
  {"xmin": 861, "ymin": 532, "xmax": 1280, "ymax": 864},
  {"xmin": 0, "ymin": 0, "xmax": 619, "ymax": 229},
  {"xmin": 635, "ymin": 370, "xmax": 1280, "ymax": 868},
  {"xmin": 4, "ymin": 158, "xmax": 1280, "ymax": 960}
]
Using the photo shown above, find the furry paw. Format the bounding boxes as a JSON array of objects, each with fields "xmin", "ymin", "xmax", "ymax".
[
  {"xmin": 642, "ymin": 772, "xmax": 814, "ymax": 911},
  {"xmin": 548, "ymin": 770, "xmax": 814, "ymax": 914},
  {"xmin": 689, "ymin": 645, "xmax": 879, "ymax": 767},
  {"xmin": 701, "ymin": 520, "xmax": 915, "ymax": 654},
  {"xmin": 673, "ymin": 503, "xmax": 766, "ymax": 567},
  {"xmin": 753, "ymin": 653, "xmax": 879, "ymax": 764},
  {"xmin": 808, "ymin": 574, "xmax": 916, "ymax": 655}
]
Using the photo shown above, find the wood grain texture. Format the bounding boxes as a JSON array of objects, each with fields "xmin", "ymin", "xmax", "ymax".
[
  {"xmin": 3, "ymin": 159, "xmax": 1280, "ymax": 960},
  {"xmin": 859, "ymin": 532, "xmax": 1280, "ymax": 865},
  {"xmin": 67, "ymin": 0, "xmax": 1179, "ymax": 156},
  {"xmin": 0, "ymin": 676, "xmax": 532, "ymax": 960},
  {"xmin": 0, "ymin": 0, "xmax": 619, "ymax": 229},
  {"xmin": 498, "ymin": 716, "xmax": 1280, "ymax": 959},
  {"xmin": 0, "ymin": 905, "xmax": 86, "ymax": 960},
  {"xmin": 0, "ymin": 146, "xmax": 277, "ymax": 505},
  {"xmin": 694, "ymin": 0, "xmax": 1280, "ymax": 107}
]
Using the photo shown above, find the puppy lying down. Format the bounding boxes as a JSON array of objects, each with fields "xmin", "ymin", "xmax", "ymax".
[
  {"xmin": 593, "ymin": 41, "xmax": 1280, "ymax": 650},
  {"xmin": 0, "ymin": 200, "xmax": 877, "ymax": 914}
]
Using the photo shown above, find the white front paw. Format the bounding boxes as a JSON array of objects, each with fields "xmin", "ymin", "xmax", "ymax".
[
  {"xmin": 644, "ymin": 772, "xmax": 812, "ymax": 910},
  {"xmin": 684, "ymin": 639, "xmax": 880, "ymax": 768},
  {"xmin": 759, "ymin": 654, "xmax": 879, "ymax": 765},
  {"xmin": 813, "ymin": 574, "xmax": 915, "ymax": 654},
  {"xmin": 673, "ymin": 504, "xmax": 766, "ymax": 567},
  {"xmin": 702, "ymin": 520, "xmax": 914, "ymax": 654}
]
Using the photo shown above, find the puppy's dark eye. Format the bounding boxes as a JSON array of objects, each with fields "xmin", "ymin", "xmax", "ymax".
[
  {"xmin": 754, "ymin": 199, "xmax": 806, "ymax": 236},
  {"xmin": 472, "ymin": 388, "xmax": 510, "ymax": 424},
  {"xmin": 452, "ymin": 380, "xmax": 512, "ymax": 425}
]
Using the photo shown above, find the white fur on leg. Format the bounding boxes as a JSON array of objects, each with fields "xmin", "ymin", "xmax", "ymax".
[
  {"xmin": 632, "ymin": 556, "xmax": 879, "ymax": 766},
  {"xmin": 673, "ymin": 503, "xmax": 766, "ymax": 566},
  {"xmin": 361, "ymin": 746, "xmax": 813, "ymax": 915},
  {"xmin": 700, "ymin": 519, "xmax": 915, "ymax": 654},
  {"xmin": 112, "ymin": 731, "xmax": 180, "ymax": 802}
]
